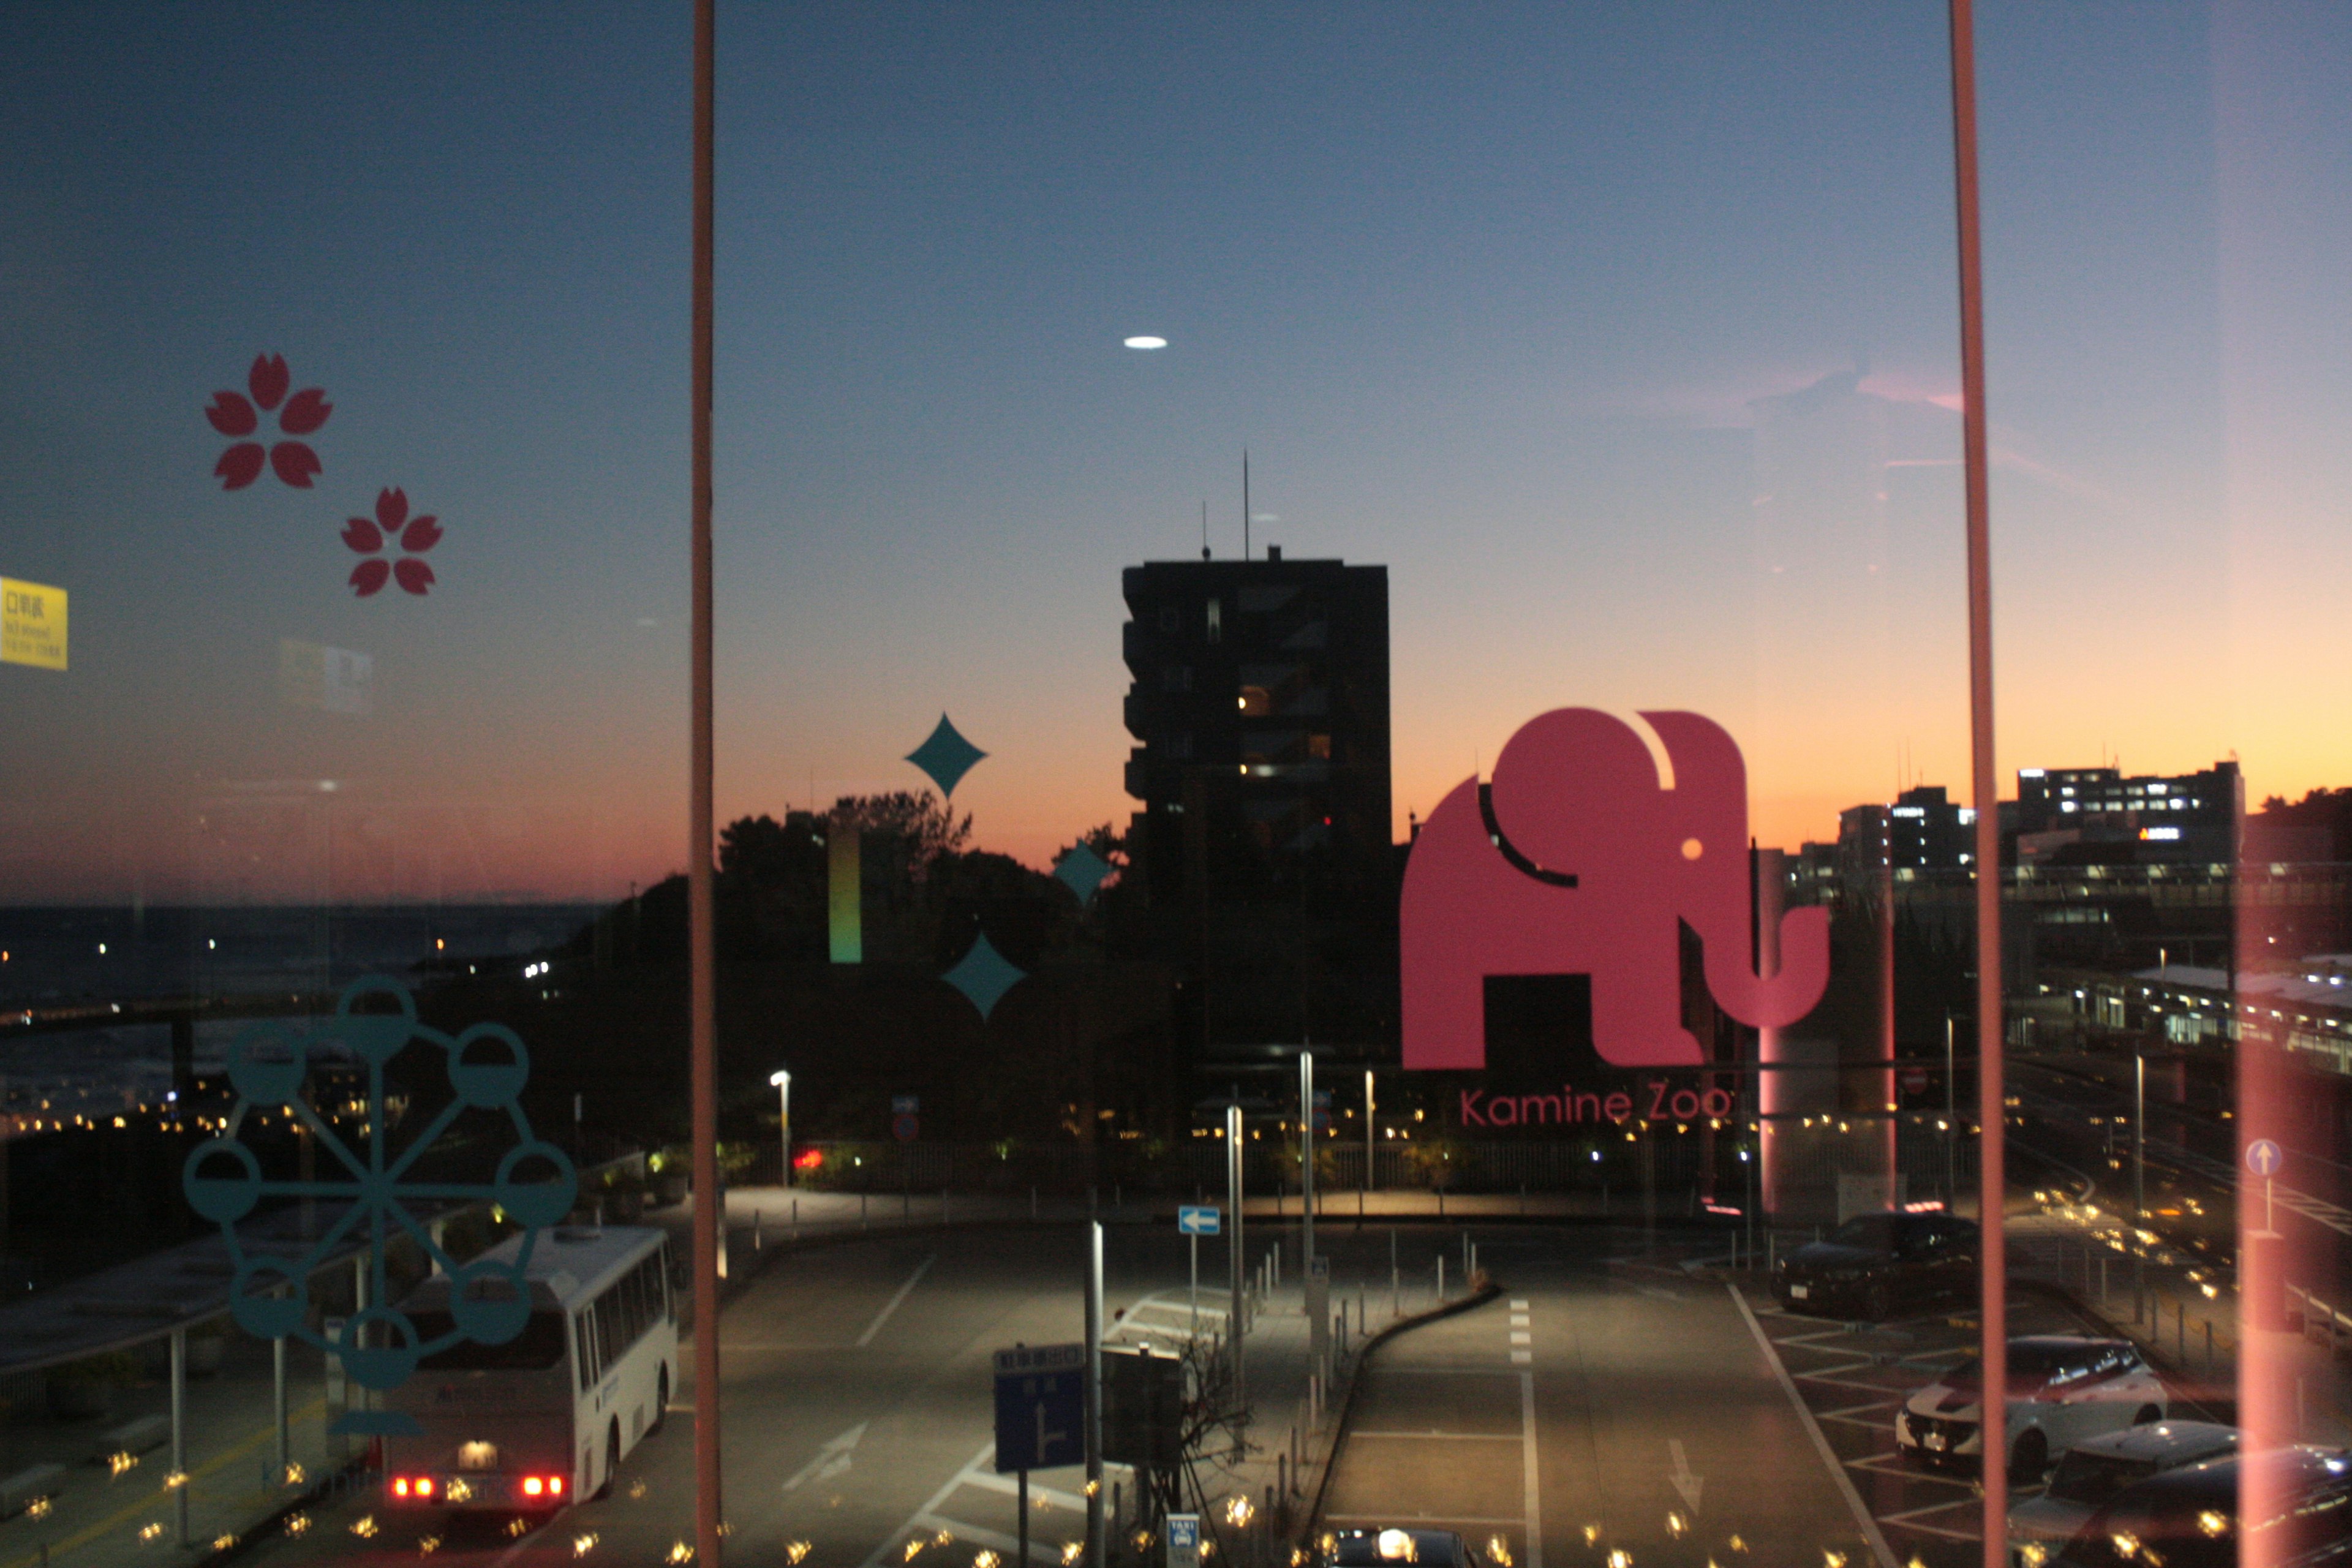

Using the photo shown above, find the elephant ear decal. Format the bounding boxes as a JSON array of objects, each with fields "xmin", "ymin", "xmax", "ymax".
[{"xmin": 1400, "ymin": 708, "xmax": 1831, "ymax": 1072}]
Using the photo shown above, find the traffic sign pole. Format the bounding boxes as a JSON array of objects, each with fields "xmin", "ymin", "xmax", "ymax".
[
  {"xmin": 1300, "ymin": 1050, "xmax": 1316, "ymax": 1270},
  {"xmin": 1227, "ymin": 1101, "xmax": 1246, "ymax": 1407},
  {"xmin": 1086, "ymin": 1223, "xmax": 1104, "ymax": 1567},
  {"xmin": 1189, "ymin": 1231, "xmax": 1198, "ymax": 1335}
]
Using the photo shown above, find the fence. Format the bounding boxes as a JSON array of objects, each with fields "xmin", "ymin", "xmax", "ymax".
[{"xmin": 778, "ymin": 1126, "xmax": 1977, "ymax": 1208}]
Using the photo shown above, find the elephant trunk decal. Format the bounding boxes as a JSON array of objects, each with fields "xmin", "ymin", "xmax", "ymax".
[{"xmin": 1400, "ymin": 707, "xmax": 1830, "ymax": 1069}]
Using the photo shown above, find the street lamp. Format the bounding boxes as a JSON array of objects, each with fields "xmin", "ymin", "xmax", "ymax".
[{"xmin": 769, "ymin": 1069, "xmax": 792, "ymax": 1187}]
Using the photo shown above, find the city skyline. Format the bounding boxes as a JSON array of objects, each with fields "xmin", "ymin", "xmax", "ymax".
[{"xmin": 4, "ymin": 4, "xmax": 2349, "ymax": 902}]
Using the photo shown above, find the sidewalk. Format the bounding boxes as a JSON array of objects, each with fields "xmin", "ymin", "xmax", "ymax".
[{"xmin": 0, "ymin": 1332, "xmax": 348, "ymax": 1568}]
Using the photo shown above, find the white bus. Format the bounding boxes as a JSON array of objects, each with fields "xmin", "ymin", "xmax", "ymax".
[{"xmin": 384, "ymin": 1224, "xmax": 678, "ymax": 1514}]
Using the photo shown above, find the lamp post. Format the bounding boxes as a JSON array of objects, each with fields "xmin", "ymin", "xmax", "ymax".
[{"xmin": 769, "ymin": 1070, "xmax": 792, "ymax": 1188}]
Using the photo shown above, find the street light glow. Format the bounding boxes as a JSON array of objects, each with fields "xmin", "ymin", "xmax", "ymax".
[{"xmin": 1121, "ymin": 335, "xmax": 1166, "ymax": 350}]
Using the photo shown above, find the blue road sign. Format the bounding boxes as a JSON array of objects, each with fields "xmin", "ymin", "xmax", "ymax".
[
  {"xmin": 2247, "ymin": 1138, "xmax": 2285, "ymax": 1178},
  {"xmin": 1166, "ymin": 1515, "xmax": 1202, "ymax": 1568},
  {"xmin": 993, "ymin": 1343, "xmax": 1085, "ymax": 1473},
  {"xmin": 1177, "ymin": 1205, "xmax": 1221, "ymax": 1236}
]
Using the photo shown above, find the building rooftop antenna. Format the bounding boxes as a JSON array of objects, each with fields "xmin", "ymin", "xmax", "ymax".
[{"xmin": 1200, "ymin": 500, "xmax": 1210, "ymax": 560}]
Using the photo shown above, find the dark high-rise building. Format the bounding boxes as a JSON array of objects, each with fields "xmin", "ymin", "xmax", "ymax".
[
  {"xmin": 2011, "ymin": 761, "xmax": 2241, "ymax": 865},
  {"xmin": 1120, "ymin": 551, "xmax": 1395, "ymax": 1079}
]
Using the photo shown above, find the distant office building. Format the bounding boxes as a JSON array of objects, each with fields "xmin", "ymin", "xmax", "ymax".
[
  {"xmin": 1120, "ymin": 551, "xmax": 1394, "ymax": 1075},
  {"xmin": 2011, "ymin": 761, "xmax": 2241, "ymax": 866},
  {"xmin": 1888, "ymin": 786, "xmax": 1974, "ymax": 870}
]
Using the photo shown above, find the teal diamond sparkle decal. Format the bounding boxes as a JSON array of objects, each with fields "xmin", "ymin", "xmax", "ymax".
[
  {"xmin": 1054, "ymin": 843, "xmax": 1114, "ymax": 905},
  {"xmin": 906, "ymin": 714, "xmax": 987, "ymax": 797},
  {"xmin": 943, "ymin": 931, "xmax": 1025, "ymax": 1021}
]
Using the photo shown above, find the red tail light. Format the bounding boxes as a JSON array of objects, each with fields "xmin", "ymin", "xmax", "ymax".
[
  {"xmin": 393, "ymin": 1479, "xmax": 411, "ymax": 1498},
  {"xmin": 416, "ymin": 1477, "xmax": 435, "ymax": 1498},
  {"xmin": 549, "ymin": 1476, "xmax": 565, "ymax": 1496},
  {"xmin": 523, "ymin": 1477, "xmax": 545, "ymax": 1498}
]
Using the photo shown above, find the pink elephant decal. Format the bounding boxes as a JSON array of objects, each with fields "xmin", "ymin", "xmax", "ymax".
[{"xmin": 1401, "ymin": 708, "xmax": 1829, "ymax": 1069}]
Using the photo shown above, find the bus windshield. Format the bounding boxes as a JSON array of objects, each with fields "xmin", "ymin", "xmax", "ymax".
[{"xmin": 407, "ymin": 1310, "xmax": 570, "ymax": 1372}]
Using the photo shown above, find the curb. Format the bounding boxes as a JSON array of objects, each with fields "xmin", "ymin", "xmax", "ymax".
[{"xmin": 1299, "ymin": 1281, "xmax": 1506, "ymax": 1541}]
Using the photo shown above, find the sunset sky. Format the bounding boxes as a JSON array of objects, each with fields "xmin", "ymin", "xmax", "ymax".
[{"xmin": 3, "ymin": 2, "xmax": 2348, "ymax": 903}]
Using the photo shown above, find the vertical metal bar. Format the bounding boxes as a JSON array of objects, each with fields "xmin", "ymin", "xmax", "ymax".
[
  {"xmin": 1299, "ymin": 1052, "xmax": 1314, "ymax": 1267},
  {"xmin": 1019, "ymin": 1471, "xmax": 1029, "ymax": 1568},
  {"xmin": 274, "ymin": 1329, "xmax": 288, "ymax": 1479},
  {"xmin": 1228, "ymin": 1101, "xmax": 1245, "ymax": 1401},
  {"xmin": 1365, "ymin": 1069, "xmax": 1376, "ymax": 1205},
  {"xmin": 172, "ymin": 1328, "xmax": 188, "ymax": 1547},
  {"xmin": 1945, "ymin": 0, "xmax": 2005, "ymax": 1556},
  {"xmin": 2134, "ymin": 1051, "xmax": 2146, "ymax": 1308},
  {"xmin": 1086, "ymin": 1223, "xmax": 1105, "ymax": 1566},
  {"xmin": 689, "ymin": 0, "xmax": 721, "ymax": 1562}
]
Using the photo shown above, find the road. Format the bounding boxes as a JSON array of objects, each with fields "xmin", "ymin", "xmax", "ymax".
[
  {"xmin": 1319, "ymin": 1229, "xmax": 1888, "ymax": 1568},
  {"xmin": 219, "ymin": 1219, "xmax": 1467, "ymax": 1568}
]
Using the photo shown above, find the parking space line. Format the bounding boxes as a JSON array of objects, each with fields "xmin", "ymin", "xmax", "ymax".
[
  {"xmin": 1348, "ymin": 1431, "xmax": 1522, "ymax": 1442},
  {"xmin": 857, "ymin": 1439, "xmax": 998, "ymax": 1568},
  {"xmin": 1819, "ymin": 1399, "xmax": 1899, "ymax": 1419},
  {"xmin": 961, "ymin": 1471, "xmax": 1089, "ymax": 1510},
  {"xmin": 1727, "ymin": 1284, "xmax": 1901, "ymax": 1568}
]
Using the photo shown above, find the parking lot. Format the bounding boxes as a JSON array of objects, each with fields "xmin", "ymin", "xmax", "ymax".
[{"xmin": 1743, "ymin": 1281, "xmax": 2215, "ymax": 1567}]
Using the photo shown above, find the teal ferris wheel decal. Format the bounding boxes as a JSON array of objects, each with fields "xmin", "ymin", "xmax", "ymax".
[{"xmin": 181, "ymin": 976, "xmax": 577, "ymax": 1434}]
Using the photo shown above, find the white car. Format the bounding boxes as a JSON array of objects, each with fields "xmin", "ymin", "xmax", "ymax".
[
  {"xmin": 2007, "ymin": 1419, "xmax": 2237, "ymax": 1566},
  {"xmin": 1896, "ymin": 1336, "xmax": 2169, "ymax": 1483}
]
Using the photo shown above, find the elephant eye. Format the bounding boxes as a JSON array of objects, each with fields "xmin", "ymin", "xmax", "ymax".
[{"xmin": 1681, "ymin": 838, "xmax": 1703, "ymax": 861}]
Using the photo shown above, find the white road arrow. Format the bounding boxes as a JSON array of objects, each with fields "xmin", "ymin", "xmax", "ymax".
[
  {"xmin": 1667, "ymin": 1439, "xmax": 1703, "ymax": 1513},
  {"xmin": 783, "ymin": 1423, "xmax": 867, "ymax": 1493}
]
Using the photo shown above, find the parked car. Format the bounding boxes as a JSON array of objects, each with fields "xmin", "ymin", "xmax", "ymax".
[
  {"xmin": 1897, "ymin": 1336, "xmax": 2168, "ymax": 1483},
  {"xmin": 2010, "ymin": 1420, "xmax": 2239, "ymax": 1566},
  {"xmin": 1325, "ymin": 1529, "xmax": 1482, "ymax": 1568},
  {"xmin": 1773, "ymin": 1210, "xmax": 1978, "ymax": 1320},
  {"xmin": 2054, "ymin": 1447, "xmax": 2352, "ymax": 1568}
]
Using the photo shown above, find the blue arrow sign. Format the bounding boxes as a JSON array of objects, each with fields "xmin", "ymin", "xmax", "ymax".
[
  {"xmin": 993, "ymin": 1343, "xmax": 1084, "ymax": 1473},
  {"xmin": 2247, "ymin": 1138, "xmax": 2285, "ymax": 1178},
  {"xmin": 1177, "ymin": 1204, "xmax": 1221, "ymax": 1236}
]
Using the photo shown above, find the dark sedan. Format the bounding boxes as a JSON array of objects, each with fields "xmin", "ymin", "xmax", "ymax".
[{"xmin": 1773, "ymin": 1210, "xmax": 1978, "ymax": 1320}]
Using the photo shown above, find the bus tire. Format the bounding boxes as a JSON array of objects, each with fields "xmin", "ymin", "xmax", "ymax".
[
  {"xmin": 595, "ymin": 1422, "xmax": 620, "ymax": 1500},
  {"xmin": 650, "ymin": 1366, "xmax": 670, "ymax": 1434}
]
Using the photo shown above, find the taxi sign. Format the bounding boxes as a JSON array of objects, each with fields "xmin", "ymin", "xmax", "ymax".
[
  {"xmin": 1177, "ymin": 1205, "xmax": 1221, "ymax": 1236},
  {"xmin": 2247, "ymin": 1139, "xmax": 2284, "ymax": 1178},
  {"xmin": 1166, "ymin": 1515, "xmax": 1201, "ymax": 1568}
]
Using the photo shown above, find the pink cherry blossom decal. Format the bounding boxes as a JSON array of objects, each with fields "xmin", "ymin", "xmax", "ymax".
[
  {"xmin": 249, "ymin": 355, "xmax": 290, "ymax": 411},
  {"xmin": 207, "ymin": 353, "xmax": 331, "ymax": 488},
  {"xmin": 206, "ymin": 393, "xmax": 257, "ymax": 436},
  {"xmin": 215, "ymin": 443, "xmax": 266, "ymax": 488},
  {"xmin": 343, "ymin": 488, "xmax": 442, "ymax": 597}
]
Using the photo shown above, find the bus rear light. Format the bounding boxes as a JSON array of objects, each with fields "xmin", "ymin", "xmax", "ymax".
[
  {"xmin": 416, "ymin": 1477, "xmax": 435, "ymax": 1498},
  {"xmin": 393, "ymin": 1479, "xmax": 410, "ymax": 1498},
  {"xmin": 548, "ymin": 1476, "xmax": 565, "ymax": 1496},
  {"xmin": 524, "ymin": 1477, "xmax": 544, "ymax": 1498}
]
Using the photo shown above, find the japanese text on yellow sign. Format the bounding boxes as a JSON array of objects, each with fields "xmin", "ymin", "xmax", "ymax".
[{"xmin": 1, "ymin": 578, "xmax": 67, "ymax": 671}]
